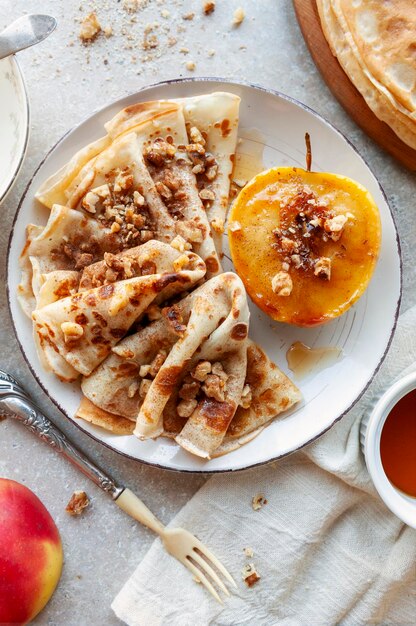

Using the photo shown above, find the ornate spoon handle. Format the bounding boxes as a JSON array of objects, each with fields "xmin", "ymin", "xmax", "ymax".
[{"xmin": 0, "ymin": 373, "xmax": 124, "ymax": 500}]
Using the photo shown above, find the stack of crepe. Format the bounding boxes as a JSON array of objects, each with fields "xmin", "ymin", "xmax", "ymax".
[
  {"xmin": 317, "ymin": 0, "xmax": 416, "ymax": 148},
  {"xmin": 18, "ymin": 92, "xmax": 301, "ymax": 459}
]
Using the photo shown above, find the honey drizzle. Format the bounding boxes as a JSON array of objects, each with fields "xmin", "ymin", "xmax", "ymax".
[{"xmin": 286, "ymin": 341, "xmax": 341, "ymax": 380}]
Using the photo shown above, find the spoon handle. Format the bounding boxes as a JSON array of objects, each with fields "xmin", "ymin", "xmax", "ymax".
[
  {"xmin": 0, "ymin": 14, "xmax": 56, "ymax": 60},
  {"xmin": 0, "ymin": 384, "xmax": 124, "ymax": 500}
]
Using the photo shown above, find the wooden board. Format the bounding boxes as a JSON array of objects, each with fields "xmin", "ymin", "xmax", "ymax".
[{"xmin": 293, "ymin": 0, "xmax": 416, "ymax": 171}]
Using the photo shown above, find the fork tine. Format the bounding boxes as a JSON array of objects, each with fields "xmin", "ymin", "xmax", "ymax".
[
  {"xmin": 191, "ymin": 537, "xmax": 237, "ymax": 588},
  {"xmin": 191, "ymin": 550, "xmax": 230, "ymax": 597},
  {"xmin": 184, "ymin": 558, "xmax": 223, "ymax": 604}
]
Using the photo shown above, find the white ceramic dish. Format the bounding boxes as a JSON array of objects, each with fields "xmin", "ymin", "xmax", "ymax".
[
  {"xmin": 0, "ymin": 56, "xmax": 29, "ymax": 203},
  {"xmin": 7, "ymin": 78, "xmax": 401, "ymax": 472},
  {"xmin": 360, "ymin": 371, "xmax": 416, "ymax": 528}
]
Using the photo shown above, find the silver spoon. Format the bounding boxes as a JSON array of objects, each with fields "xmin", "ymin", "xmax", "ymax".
[{"xmin": 0, "ymin": 14, "xmax": 57, "ymax": 60}]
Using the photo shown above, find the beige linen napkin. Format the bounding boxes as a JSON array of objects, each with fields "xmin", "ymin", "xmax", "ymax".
[{"xmin": 112, "ymin": 306, "xmax": 416, "ymax": 626}]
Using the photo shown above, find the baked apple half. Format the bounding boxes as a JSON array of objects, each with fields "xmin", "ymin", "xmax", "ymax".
[{"xmin": 228, "ymin": 167, "xmax": 381, "ymax": 327}]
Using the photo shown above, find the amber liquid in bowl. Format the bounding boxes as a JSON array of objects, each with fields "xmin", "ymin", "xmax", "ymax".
[{"xmin": 380, "ymin": 389, "xmax": 416, "ymax": 497}]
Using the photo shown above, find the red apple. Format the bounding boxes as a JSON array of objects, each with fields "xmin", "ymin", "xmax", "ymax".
[{"xmin": 0, "ymin": 478, "xmax": 63, "ymax": 625}]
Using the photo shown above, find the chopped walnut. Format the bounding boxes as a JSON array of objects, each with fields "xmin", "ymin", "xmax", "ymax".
[
  {"xmin": 192, "ymin": 360, "xmax": 212, "ymax": 382},
  {"xmin": 170, "ymin": 235, "xmax": 192, "ymax": 252},
  {"xmin": 139, "ymin": 378, "xmax": 152, "ymax": 398},
  {"xmin": 61, "ymin": 322, "xmax": 84, "ymax": 343},
  {"xmin": 212, "ymin": 362, "xmax": 228, "ymax": 381},
  {"xmin": 314, "ymin": 257, "xmax": 331, "ymax": 280},
  {"xmin": 202, "ymin": 374, "xmax": 226, "ymax": 402},
  {"xmin": 103, "ymin": 25, "xmax": 113, "ymax": 37},
  {"xmin": 177, "ymin": 398, "xmax": 198, "ymax": 418},
  {"xmin": 203, "ymin": 1, "xmax": 215, "ymax": 15},
  {"xmin": 82, "ymin": 191, "xmax": 99, "ymax": 214},
  {"xmin": 271, "ymin": 271, "xmax": 293, "ymax": 296},
  {"xmin": 233, "ymin": 7, "xmax": 246, "ymax": 26},
  {"xmin": 176, "ymin": 220, "xmax": 203, "ymax": 244},
  {"xmin": 155, "ymin": 181, "xmax": 173, "ymax": 200},
  {"xmin": 228, "ymin": 220, "xmax": 242, "ymax": 232},
  {"xmin": 242, "ymin": 563, "xmax": 260, "ymax": 587},
  {"xmin": 244, "ymin": 547, "xmax": 254, "ymax": 558},
  {"xmin": 189, "ymin": 126, "xmax": 205, "ymax": 145},
  {"xmin": 252, "ymin": 493, "xmax": 267, "ymax": 511},
  {"xmin": 173, "ymin": 254, "xmax": 190, "ymax": 272},
  {"xmin": 139, "ymin": 364, "xmax": 151, "ymax": 377},
  {"xmin": 186, "ymin": 61, "xmax": 196, "ymax": 71},
  {"xmin": 127, "ymin": 380, "xmax": 140, "ymax": 398},
  {"xmin": 66, "ymin": 491, "xmax": 90, "ymax": 516},
  {"xmin": 240, "ymin": 384, "xmax": 252, "ymax": 409},
  {"xmin": 324, "ymin": 214, "xmax": 348, "ymax": 242},
  {"xmin": 199, "ymin": 188, "xmax": 215, "ymax": 201},
  {"xmin": 205, "ymin": 164, "xmax": 218, "ymax": 181},
  {"xmin": 144, "ymin": 139, "xmax": 176, "ymax": 166},
  {"xmin": 149, "ymin": 351, "xmax": 167, "ymax": 377},
  {"xmin": 79, "ymin": 12, "xmax": 101, "ymax": 42},
  {"xmin": 179, "ymin": 381, "xmax": 200, "ymax": 400},
  {"xmin": 133, "ymin": 190, "xmax": 145, "ymax": 206},
  {"xmin": 183, "ymin": 12, "xmax": 195, "ymax": 20}
]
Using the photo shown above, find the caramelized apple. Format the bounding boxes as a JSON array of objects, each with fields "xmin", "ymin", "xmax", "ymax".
[{"xmin": 228, "ymin": 167, "xmax": 381, "ymax": 327}]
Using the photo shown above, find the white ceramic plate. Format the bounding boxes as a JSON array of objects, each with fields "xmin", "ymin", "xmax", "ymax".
[
  {"xmin": 7, "ymin": 78, "xmax": 401, "ymax": 472},
  {"xmin": 0, "ymin": 56, "xmax": 29, "ymax": 203}
]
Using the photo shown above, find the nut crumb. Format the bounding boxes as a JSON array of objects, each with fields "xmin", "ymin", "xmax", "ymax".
[
  {"xmin": 103, "ymin": 25, "xmax": 113, "ymax": 38},
  {"xmin": 252, "ymin": 493, "xmax": 267, "ymax": 511},
  {"xmin": 79, "ymin": 12, "xmax": 101, "ymax": 42},
  {"xmin": 180, "ymin": 46, "xmax": 190, "ymax": 54},
  {"xmin": 233, "ymin": 7, "xmax": 245, "ymax": 26},
  {"xmin": 271, "ymin": 271, "xmax": 292, "ymax": 296},
  {"xmin": 161, "ymin": 9, "xmax": 170, "ymax": 18},
  {"xmin": 242, "ymin": 563, "xmax": 260, "ymax": 587},
  {"xmin": 203, "ymin": 1, "xmax": 216, "ymax": 16},
  {"xmin": 183, "ymin": 12, "xmax": 195, "ymax": 20},
  {"xmin": 244, "ymin": 547, "xmax": 254, "ymax": 558},
  {"xmin": 66, "ymin": 491, "xmax": 90, "ymax": 515},
  {"xmin": 228, "ymin": 220, "xmax": 242, "ymax": 232},
  {"xmin": 186, "ymin": 61, "xmax": 196, "ymax": 71},
  {"xmin": 208, "ymin": 48, "xmax": 216, "ymax": 57},
  {"xmin": 123, "ymin": 0, "xmax": 147, "ymax": 13}
]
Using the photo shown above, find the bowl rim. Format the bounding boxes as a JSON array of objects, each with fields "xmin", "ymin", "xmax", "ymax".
[
  {"xmin": 0, "ymin": 56, "xmax": 30, "ymax": 204},
  {"xmin": 364, "ymin": 370, "xmax": 416, "ymax": 528},
  {"xmin": 6, "ymin": 76, "xmax": 403, "ymax": 473}
]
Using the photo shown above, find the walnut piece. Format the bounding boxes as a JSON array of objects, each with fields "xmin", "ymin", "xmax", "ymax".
[
  {"xmin": 324, "ymin": 214, "xmax": 348, "ymax": 242},
  {"xmin": 228, "ymin": 220, "xmax": 242, "ymax": 232},
  {"xmin": 61, "ymin": 322, "xmax": 84, "ymax": 343},
  {"xmin": 233, "ymin": 7, "xmax": 246, "ymax": 26},
  {"xmin": 252, "ymin": 493, "xmax": 267, "ymax": 511},
  {"xmin": 203, "ymin": 2, "xmax": 216, "ymax": 15},
  {"xmin": 202, "ymin": 374, "xmax": 226, "ymax": 402},
  {"xmin": 66, "ymin": 491, "xmax": 90, "ymax": 516},
  {"xmin": 177, "ymin": 398, "xmax": 198, "ymax": 418},
  {"xmin": 242, "ymin": 563, "xmax": 260, "ymax": 587},
  {"xmin": 79, "ymin": 13, "xmax": 101, "ymax": 42},
  {"xmin": 244, "ymin": 547, "xmax": 254, "ymax": 558},
  {"xmin": 192, "ymin": 360, "xmax": 212, "ymax": 382},
  {"xmin": 239, "ymin": 384, "xmax": 252, "ymax": 409},
  {"xmin": 271, "ymin": 271, "xmax": 293, "ymax": 296},
  {"xmin": 314, "ymin": 257, "xmax": 331, "ymax": 280}
]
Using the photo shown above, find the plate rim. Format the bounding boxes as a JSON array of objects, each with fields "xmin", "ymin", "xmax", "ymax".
[{"xmin": 7, "ymin": 76, "xmax": 402, "ymax": 474}]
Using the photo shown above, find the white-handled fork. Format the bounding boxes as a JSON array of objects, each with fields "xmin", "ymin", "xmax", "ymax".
[{"xmin": 0, "ymin": 371, "xmax": 236, "ymax": 603}]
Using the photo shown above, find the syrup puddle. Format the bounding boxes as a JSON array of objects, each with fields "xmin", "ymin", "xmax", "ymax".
[
  {"xmin": 233, "ymin": 129, "xmax": 265, "ymax": 186},
  {"xmin": 286, "ymin": 341, "xmax": 342, "ymax": 380}
]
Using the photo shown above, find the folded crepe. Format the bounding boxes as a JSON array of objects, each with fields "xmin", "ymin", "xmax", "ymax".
[
  {"xmin": 33, "ymin": 94, "xmax": 241, "ymax": 276},
  {"xmin": 80, "ymin": 272, "xmax": 301, "ymax": 458},
  {"xmin": 32, "ymin": 241, "xmax": 206, "ymax": 380},
  {"xmin": 18, "ymin": 205, "xmax": 125, "ymax": 317},
  {"xmin": 317, "ymin": 0, "xmax": 416, "ymax": 148}
]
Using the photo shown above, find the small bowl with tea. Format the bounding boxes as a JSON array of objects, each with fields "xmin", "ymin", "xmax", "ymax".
[{"xmin": 361, "ymin": 371, "xmax": 416, "ymax": 528}]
